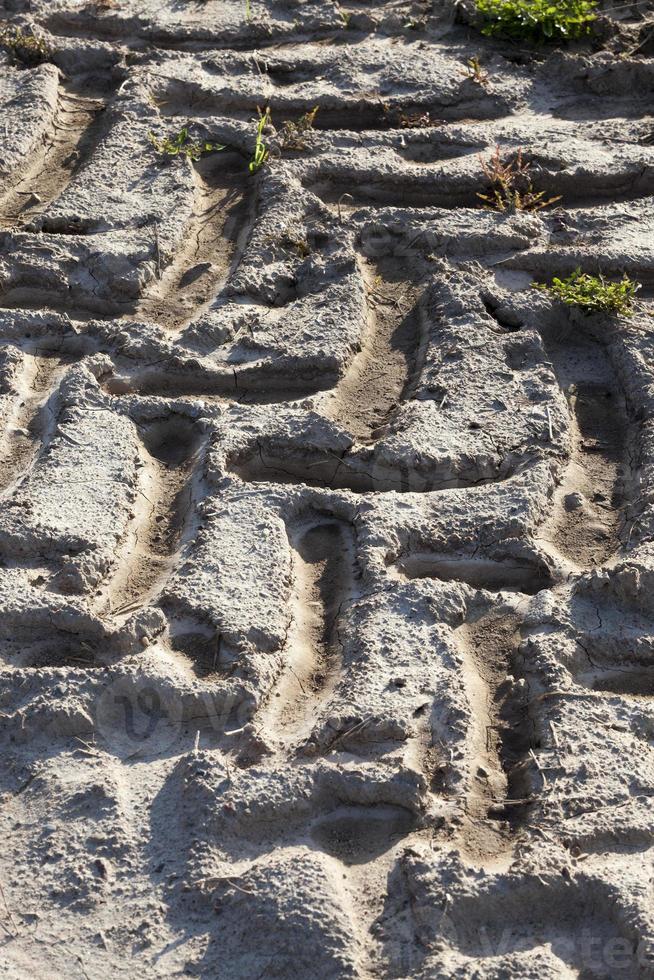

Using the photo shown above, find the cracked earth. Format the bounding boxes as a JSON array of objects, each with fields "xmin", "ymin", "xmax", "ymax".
[{"xmin": 1, "ymin": 0, "xmax": 654, "ymax": 977}]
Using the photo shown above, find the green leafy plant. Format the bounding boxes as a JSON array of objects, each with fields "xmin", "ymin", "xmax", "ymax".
[
  {"xmin": 249, "ymin": 109, "xmax": 271, "ymax": 173},
  {"xmin": 149, "ymin": 127, "xmax": 224, "ymax": 161},
  {"xmin": 475, "ymin": 0, "xmax": 597, "ymax": 41},
  {"xmin": 1, "ymin": 25, "xmax": 52, "ymax": 65},
  {"xmin": 477, "ymin": 145, "xmax": 561, "ymax": 212},
  {"xmin": 245, "ymin": 0, "xmax": 252, "ymax": 22},
  {"xmin": 279, "ymin": 106, "xmax": 319, "ymax": 151},
  {"xmin": 535, "ymin": 269, "xmax": 640, "ymax": 316}
]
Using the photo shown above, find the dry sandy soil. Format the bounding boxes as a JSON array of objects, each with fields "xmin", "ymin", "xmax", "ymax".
[{"xmin": 1, "ymin": 0, "xmax": 654, "ymax": 976}]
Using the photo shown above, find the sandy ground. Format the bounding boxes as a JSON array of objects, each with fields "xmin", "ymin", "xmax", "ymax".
[{"xmin": 1, "ymin": 0, "xmax": 654, "ymax": 976}]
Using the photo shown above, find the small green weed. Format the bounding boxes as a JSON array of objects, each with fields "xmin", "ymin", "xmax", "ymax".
[
  {"xmin": 149, "ymin": 127, "xmax": 224, "ymax": 162},
  {"xmin": 380, "ymin": 102, "xmax": 433, "ymax": 128},
  {"xmin": 474, "ymin": 0, "xmax": 597, "ymax": 42},
  {"xmin": 535, "ymin": 269, "xmax": 640, "ymax": 316},
  {"xmin": 249, "ymin": 109, "xmax": 270, "ymax": 173},
  {"xmin": 1, "ymin": 25, "xmax": 52, "ymax": 65},
  {"xmin": 279, "ymin": 231, "xmax": 311, "ymax": 257},
  {"xmin": 478, "ymin": 146, "xmax": 561, "ymax": 212},
  {"xmin": 279, "ymin": 106, "xmax": 319, "ymax": 151},
  {"xmin": 404, "ymin": 16, "xmax": 427, "ymax": 29},
  {"xmin": 461, "ymin": 56, "xmax": 488, "ymax": 85},
  {"xmin": 245, "ymin": 0, "xmax": 252, "ymax": 22}
]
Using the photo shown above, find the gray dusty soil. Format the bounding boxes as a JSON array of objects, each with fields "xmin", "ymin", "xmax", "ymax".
[{"xmin": 2, "ymin": 0, "xmax": 654, "ymax": 977}]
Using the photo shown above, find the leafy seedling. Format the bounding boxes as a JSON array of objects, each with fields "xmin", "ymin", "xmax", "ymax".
[
  {"xmin": 249, "ymin": 110, "xmax": 271, "ymax": 173},
  {"xmin": 474, "ymin": 0, "xmax": 597, "ymax": 42},
  {"xmin": 279, "ymin": 106, "xmax": 319, "ymax": 151},
  {"xmin": 245, "ymin": 0, "xmax": 252, "ymax": 22},
  {"xmin": 1, "ymin": 25, "xmax": 52, "ymax": 65},
  {"xmin": 279, "ymin": 231, "xmax": 311, "ymax": 257},
  {"xmin": 404, "ymin": 16, "xmax": 427, "ymax": 29},
  {"xmin": 149, "ymin": 127, "xmax": 224, "ymax": 162},
  {"xmin": 477, "ymin": 146, "xmax": 561, "ymax": 212},
  {"xmin": 380, "ymin": 101, "xmax": 433, "ymax": 129},
  {"xmin": 535, "ymin": 269, "xmax": 640, "ymax": 317},
  {"xmin": 461, "ymin": 56, "xmax": 488, "ymax": 86}
]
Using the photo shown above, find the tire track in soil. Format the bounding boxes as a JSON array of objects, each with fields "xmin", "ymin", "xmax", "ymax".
[
  {"xmin": 309, "ymin": 179, "xmax": 480, "ymax": 212},
  {"xmin": 257, "ymin": 518, "xmax": 357, "ymax": 754},
  {"xmin": 443, "ymin": 334, "xmax": 628, "ymax": 867},
  {"xmin": 580, "ymin": 664, "xmax": 654, "ymax": 697},
  {"xmin": 179, "ymin": 652, "xmax": 425, "ymax": 980},
  {"xmin": 570, "ymin": 630, "xmax": 654, "ymax": 700},
  {"xmin": 104, "ymin": 414, "xmax": 205, "ymax": 622},
  {"xmin": 228, "ymin": 440, "xmax": 525, "ymax": 494},
  {"xmin": 132, "ymin": 150, "xmax": 252, "ymax": 332},
  {"xmin": 42, "ymin": 17, "xmax": 340, "ymax": 53},
  {"xmin": 327, "ymin": 255, "xmax": 426, "ymax": 444},
  {"xmin": 537, "ymin": 335, "xmax": 628, "ymax": 571},
  {"xmin": 456, "ymin": 613, "xmax": 532, "ymax": 868},
  {"xmin": 0, "ymin": 351, "xmax": 71, "ymax": 496},
  {"xmin": 0, "ymin": 82, "xmax": 109, "ymax": 230},
  {"xmin": 393, "ymin": 554, "xmax": 553, "ymax": 595},
  {"xmin": 200, "ymin": 498, "xmax": 429, "ymax": 958},
  {"xmin": 154, "ymin": 74, "xmax": 501, "ymax": 130},
  {"xmin": 309, "ymin": 146, "xmax": 654, "ymax": 214},
  {"xmin": 166, "ymin": 612, "xmax": 224, "ymax": 680},
  {"xmin": 311, "ymin": 802, "xmax": 420, "ymax": 978},
  {"xmin": 101, "ymin": 367, "xmax": 330, "ymax": 402}
]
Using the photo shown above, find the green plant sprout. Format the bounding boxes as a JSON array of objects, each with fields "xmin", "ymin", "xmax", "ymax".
[
  {"xmin": 379, "ymin": 102, "xmax": 433, "ymax": 128},
  {"xmin": 0, "ymin": 25, "xmax": 52, "ymax": 65},
  {"xmin": 404, "ymin": 16, "xmax": 427, "ymax": 29},
  {"xmin": 249, "ymin": 110, "xmax": 271, "ymax": 173},
  {"xmin": 284, "ymin": 232, "xmax": 311, "ymax": 257},
  {"xmin": 149, "ymin": 127, "xmax": 224, "ymax": 162},
  {"xmin": 535, "ymin": 269, "xmax": 640, "ymax": 316},
  {"xmin": 245, "ymin": 0, "xmax": 252, "ymax": 22},
  {"xmin": 462, "ymin": 55, "xmax": 488, "ymax": 85},
  {"xmin": 477, "ymin": 146, "xmax": 561, "ymax": 212},
  {"xmin": 279, "ymin": 106, "xmax": 319, "ymax": 151},
  {"xmin": 474, "ymin": 0, "xmax": 597, "ymax": 42}
]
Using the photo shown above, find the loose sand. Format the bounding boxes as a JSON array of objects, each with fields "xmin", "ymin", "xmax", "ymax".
[{"xmin": 1, "ymin": 1, "xmax": 654, "ymax": 976}]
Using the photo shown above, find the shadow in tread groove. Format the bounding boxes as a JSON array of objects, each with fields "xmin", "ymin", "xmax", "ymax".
[
  {"xmin": 574, "ymin": 636, "xmax": 654, "ymax": 698},
  {"xmin": 105, "ymin": 415, "xmax": 205, "ymax": 620},
  {"xmin": 328, "ymin": 254, "xmax": 426, "ymax": 444},
  {"xmin": 0, "ymin": 80, "xmax": 112, "ymax": 231},
  {"xmin": 440, "ymin": 876, "xmax": 641, "ymax": 978},
  {"xmin": 395, "ymin": 555, "xmax": 554, "ymax": 595},
  {"xmin": 311, "ymin": 804, "xmax": 417, "ymax": 865},
  {"xmin": 538, "ymin": 336, "xmax": 628, "ymax": 570},
  {"xmin": 132, "ymin": 151, "xmax": 251, "ymax": 332},
  {"xmin": 230, "ymin": 443, "xmax": 519, "ymax": 493},
  {"xmin": 0, "ymin": 351, "xmax": 72, "ymax": 496},
  {"xmin": 258, "ymin": 519, "xmax": 357, "ymax": 754},
  {"xmin": 456, "ymin": 614, "xmax": 533, "ymax": 865}
]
